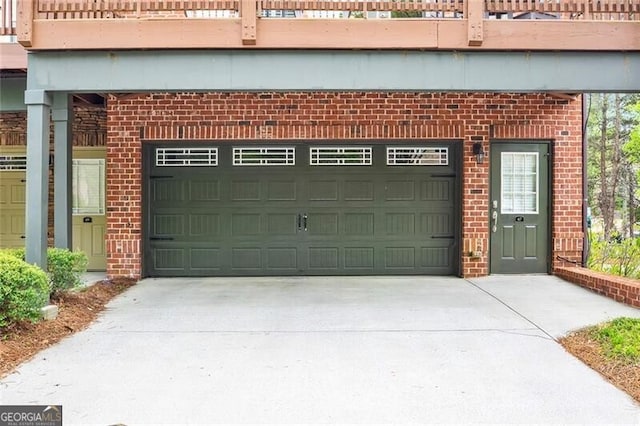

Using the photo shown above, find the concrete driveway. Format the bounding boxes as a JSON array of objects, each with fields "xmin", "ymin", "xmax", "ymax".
[{"xmin": 1, "ymin": 275, "xmax": 639, "ymax": 424}]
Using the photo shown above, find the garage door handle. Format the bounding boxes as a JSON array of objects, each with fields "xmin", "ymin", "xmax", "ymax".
[
  {"xmin": 303, "ymin": 214, "xmax": 308, "ymax": 231},
  {"xmin": 150, "ymin": 237, "xmax": 174, "ymax": 241},
  {"xmin": 20, "ymin": 235, "xmax": 25, "ymax": 239},
  {"xmin": 431, "ymin": 235, "xmax": 454, "ymax": 239}
]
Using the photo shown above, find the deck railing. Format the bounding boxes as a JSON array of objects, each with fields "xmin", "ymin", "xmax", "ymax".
[
  {"xmin": 3, "ymin": 0, "xmax": 639, "ymax": 50},
  {"xmin": 0, "ymin": 0, "xmax": 633, "ymax": 24}
]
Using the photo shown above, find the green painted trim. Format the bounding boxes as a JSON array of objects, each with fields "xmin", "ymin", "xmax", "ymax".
[{"xmin": 26, "ymin": 50, "xmax": 640, "ymax": 93}]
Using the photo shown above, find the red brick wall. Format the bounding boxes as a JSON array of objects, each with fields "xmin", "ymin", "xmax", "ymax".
[
  {"xmin": 106, "ymin": 92, "xmax": 583, "ymax": 278},
  {"xmin": 556, "ymin": 267, "xmax": 640, "ymax": 308}
]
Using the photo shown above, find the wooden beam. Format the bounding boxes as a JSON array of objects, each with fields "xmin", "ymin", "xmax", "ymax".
[
  {"xmin": 241, "ymin": 0, "xmax": 257, "ymax": 45},
  {"xmin": 24, "ymin": 19, "xmax": 640, "ymax": 51},
  {"xmin": 0, "ymin": 43, "xmax": 27, "ymax": 69},
  {"xmin": 17, "ymin": 0, "xmax": 33, "ymax": 47},
  {"xmin": 467, "ymin": 0, "xmax": 484, "ymax": 46}
]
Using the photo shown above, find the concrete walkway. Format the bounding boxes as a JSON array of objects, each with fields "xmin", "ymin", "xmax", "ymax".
[{"xmin": 1, "ymin": 275, "xmax": 639, "ymax": 424}]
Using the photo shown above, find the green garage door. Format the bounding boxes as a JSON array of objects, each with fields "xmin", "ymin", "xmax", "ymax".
[{"xmin": 143, "ymin": 143, "xmax": 459, "ymax": 276}]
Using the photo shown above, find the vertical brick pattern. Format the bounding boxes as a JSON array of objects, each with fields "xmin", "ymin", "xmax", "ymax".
[{"xmin": 106, "ymin": 92, "xmax": 582, "ymax": 278}]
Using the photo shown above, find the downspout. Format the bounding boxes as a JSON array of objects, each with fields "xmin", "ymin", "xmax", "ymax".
[{"xmin": 582, "ymin": 93, "xmax": 589, "ymax": 267}]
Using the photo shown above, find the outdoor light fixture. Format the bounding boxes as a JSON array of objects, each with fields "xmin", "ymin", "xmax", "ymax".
[{"xmin": 472, "ymin": 142, "xmax": 485, "ymax": 164}]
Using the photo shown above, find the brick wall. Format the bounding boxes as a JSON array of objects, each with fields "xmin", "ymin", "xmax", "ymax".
[
  {"xmin": 107, "ymin": 92, "xmax": 583, "ymax": 278},
  {"xmin": 556, "ymin": 267, "xmax": 640, "ymax": 308}
]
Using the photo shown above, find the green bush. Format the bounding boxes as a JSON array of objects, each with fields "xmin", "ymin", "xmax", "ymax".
[
  {"xmin": 588, "ymin": 235, "xmax": 640, "ymax": 279},
  {"xmin": 0, "ymin": 252, "xmax": 49, "ymax": 328},
  {"xmin": 46, "ymin": 248, "xmax": 88, "ymax": 295},
  {"xmin": 0, "ymin": 248, "xmax": 88, "ymax": 296}
]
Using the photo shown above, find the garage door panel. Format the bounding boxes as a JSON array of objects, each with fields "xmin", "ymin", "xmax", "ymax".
[
  {"xmin": 308, "ymin": 180, "xmax": 338, "ymax": 201},
  {"xmin": 189, "ymin": 214, "xmax": 221, "ymax": 237},
  {"xmin": 344, "ymin": 247, "xmax": 375, "ymax": 269},
  {"xmin": 231, "ymin": 248, "xmax": 262, "ymax": 270},
  {"xmin": 344, "ymin": 181, "xmax": 374, "ymax": 201},
  {"xmin": 421, "ymin": 179, "xmax": 453, "ymax": 202},
  {"xmin": 420, "ymin": 212, "xmax": 453, "ymax": 235},
  {"xmin": 307, "ymin": 213, "xmax": 338, "ymax": 235},
  {"xmin": 231, "ymin": 214, "xmax": 261, "ymax": 236},
  {"xmin": 189, "ymin": 180, "xmax": 220, "ymax": 201},
  {"xmin": 344, "ymin": 213, "xmax": 375, "ymax": 236},
  {"xmin": 191, "ymin": 248, "xmax": 221, "ymax": 271},
  {"xmin": 267, "ymin": 213, "xmax": 298, "ymax": 235},
  {"xmin": 421, "ymin": 245, "xmax": 454, "ymax": 268},
  {"xmin": 153, "ymin": 214, "xmax": 184, "ymax": 236},
  {"xmin": 385, "ymin": 181, "xmax": 415, "ymax": 201},
  {"xmin": 385, "ymin": 247, "xmax": 416, "ymax": 269},
  {"xmin": 385, "ymin": 213, "xmax": 416, "ymax": 235},
  {"xmin": 231, "ymin": 181, "xmax": 261, "ymax": 201},
  {"xmin": 308, "ymin": 247, "xmax": 339, "ymax": 269},
  {"xmin": 267, "ymin": 181, "xmax": 297, "ymax": 201},
  {"xmin": 153, "ymin": 247, "xmax": 185, "ymax": 270},
  {"xmin": 266, "ymin": 248, "xmax": 298, "ymax": 270},
  {"xmin": 152, "ymin": 179, "xmax": 185, "ymax": 203}
]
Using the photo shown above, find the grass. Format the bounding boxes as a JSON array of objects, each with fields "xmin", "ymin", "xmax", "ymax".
[{"xmin": 593, "ymin": 317, "xmax": 640, "ymax": 361}]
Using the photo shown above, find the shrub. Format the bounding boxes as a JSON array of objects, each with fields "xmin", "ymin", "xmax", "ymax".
[
  {"xmin": 0, "ymin": 252, "xmax": 49, "ymax": 328},
  {"xmin": 588, "ymin": 235, "xmax": 640, "ymax": 279},
  {"xmin": 0, "ymin": 248, "xmax": 88, "ymax": 296},
  {"xmin": 47, "ymin": 248, "xmax": 88, "ymax": 295}
]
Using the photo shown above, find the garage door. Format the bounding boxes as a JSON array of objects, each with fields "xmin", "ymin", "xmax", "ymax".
[{"xmin": 143, "ymin": 143, "xmax": 459, "ymax": 276}]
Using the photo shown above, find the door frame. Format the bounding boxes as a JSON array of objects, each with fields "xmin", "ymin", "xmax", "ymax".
[{"xmin": 489, "ymin": 140, "xmax": 553, "ymax": 275}]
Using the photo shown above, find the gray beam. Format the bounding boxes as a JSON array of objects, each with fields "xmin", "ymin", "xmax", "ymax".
[
  {"xmin": 0, "ymin": 76, "xmax": 27, "ymax": 111},
  {"xmin": 52, "ymin": 93, "xmax": 73, "ymax": 250},
  {"xmin": 26, "ymin": 50, "xmax": 640, "ymax": 93},
  {"xmin": 24, "ymin": 89, "xmax": 51, "ymax": 271}
]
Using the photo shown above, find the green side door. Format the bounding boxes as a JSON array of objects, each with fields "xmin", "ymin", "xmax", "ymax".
[{"xmin": 490, "ymin": 142, "xmax": 550, "ymax": 274}]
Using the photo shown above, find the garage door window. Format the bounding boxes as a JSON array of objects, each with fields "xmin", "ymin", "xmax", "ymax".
[
  {"xmin": 156, "ymin": 148, "xmax": 218, "ymax": 166},
  {"xmin": 387, "ymin": 147, "xmax": 448, "ymax": 166},
  {"xmin": 73, "ymin": 159, "xmax": 105, "ymax": 215},
  {"xmin": 310, "ymin": 146, "xmax": 372, "ymax": 166},
  {"xmin": 233, "ymin": 147, "xmax": 295, "ymax": 166}
]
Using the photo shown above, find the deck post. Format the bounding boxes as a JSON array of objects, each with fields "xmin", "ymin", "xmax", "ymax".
[{"xmin": 53, "ymin": 93, "xmax": 73, "ymax": 250}]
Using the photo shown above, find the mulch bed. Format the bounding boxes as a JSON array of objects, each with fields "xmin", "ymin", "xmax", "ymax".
[
  {"xmin": 0, "ymin": 277, "xmax": 136, "ymax": 379},
  {"xmin": 560, "ymin": 329, "xmax": 640, "ymax": 403}
]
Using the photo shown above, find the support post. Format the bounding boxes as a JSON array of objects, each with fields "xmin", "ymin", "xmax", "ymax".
[
  {"xmin": 241, "ymin": 0, "xmax": 257, "ymax": 45},
  {"xmin": 467, "ymin": 0, "xmax": 484, "ymax": 46},
  {"xmin": 24, "ymin": 89, "xmax": 51, "ymax": 270},
  {"xmin": 53, "ymin": 93, "xmax": 73, "ymax": 250}
]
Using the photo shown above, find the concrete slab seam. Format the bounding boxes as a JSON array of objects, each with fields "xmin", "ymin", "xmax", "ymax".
[{"xmin": 464, "ymin": 278, "xmax": 556, "ymax": 341}]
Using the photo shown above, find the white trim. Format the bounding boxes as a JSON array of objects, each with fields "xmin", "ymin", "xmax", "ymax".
[
  {"xmin": 233, "ymin": 147, "xmax": 295, "ymax": 166},
  {"xmin": 0, "ymin": 155, "xmax": 27, "ymax": 171},
  {"xmin": 310, "ymin": 146, "xmax": 372, "ymax": 166},
  {"xmin": 500, "ymin": 152, "xmax": 539, "ymax": 214},
  {"xmin": 156, "ymin": 147, "xmax": 218, "ymax": 167}
]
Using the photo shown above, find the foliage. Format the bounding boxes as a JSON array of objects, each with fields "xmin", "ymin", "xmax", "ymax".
[
  {"xmin": 46, "ymin": 248, "xmax": 88, "ymax": 295},
  {"xmin": 593, "ymin": 317, "xmax": 640, "ymax": 361},
  {"xmin": 587, "ymin": 94, "xmax": 640, "ymax": 239},
  {"xmin": 0, "ymin": 252, "xmax": 49, "ymax": 328},
  {"xmin": 588, "ymin": 234, "xmax": 640, "ymax": 279},
  {"xmin": 0, "ymin": 248, "xmax": 88, "ymax": 296}
]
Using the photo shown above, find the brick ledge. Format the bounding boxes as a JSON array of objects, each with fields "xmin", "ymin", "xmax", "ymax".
[{"xmin": 555, "ymin": 267, "xmax": 640, "ymax": 308}]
